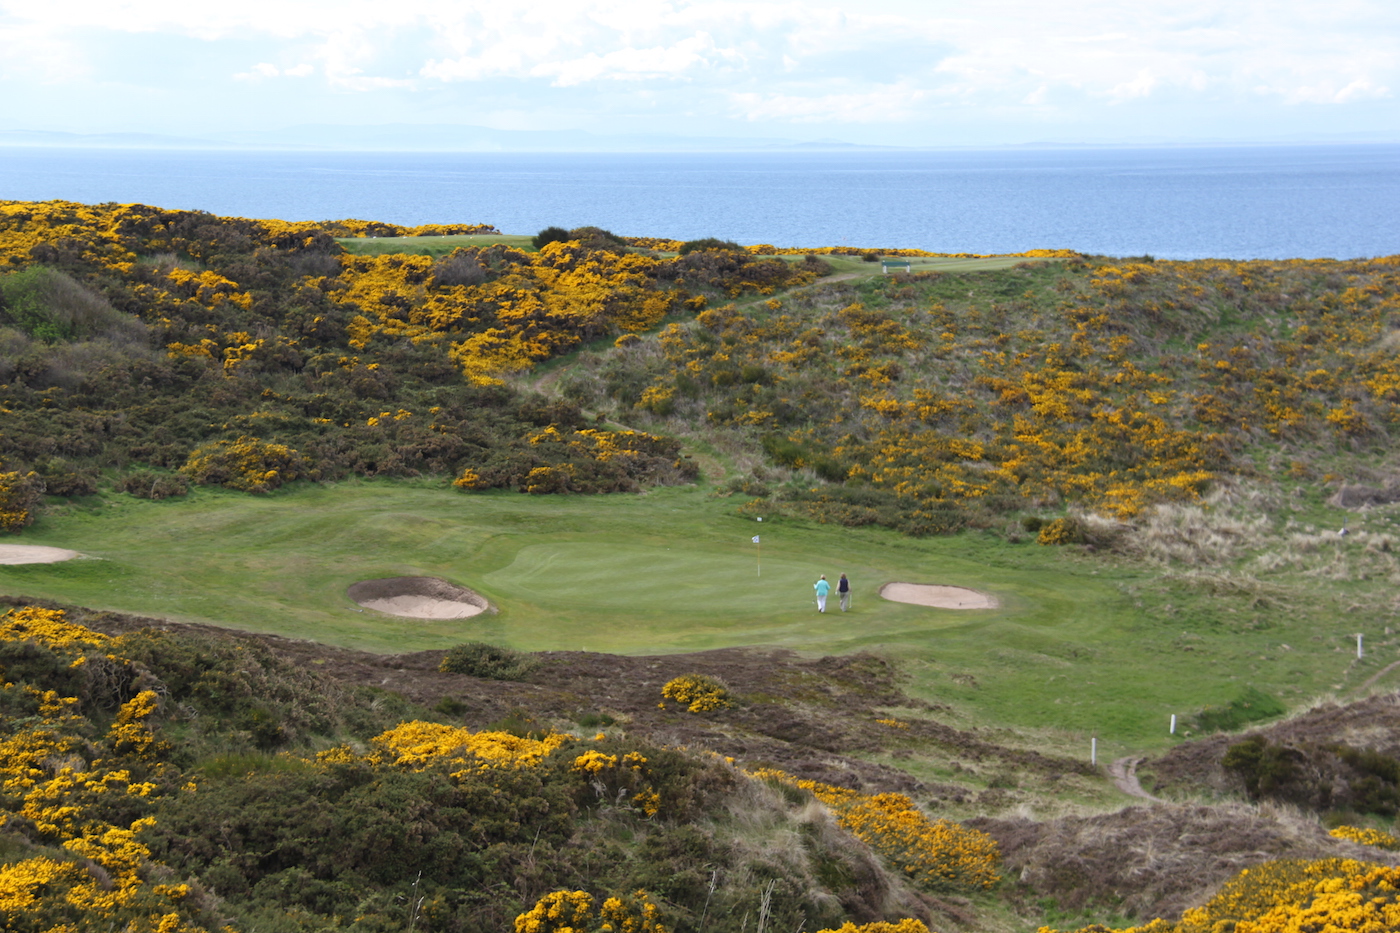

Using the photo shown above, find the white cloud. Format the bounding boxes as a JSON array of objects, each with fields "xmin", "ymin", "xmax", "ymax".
[
  {"xmin": 1265, "ymin": 77, "xmax": 1392, "ymax": 105},
  {"xmin": 1, "ymin": 0, "xmax": 1397, "ymax": 141},
  {"xmin": 234, "ymin": 62, "xmax": 283, "ymax": 81},
  {"xmin": 531, "ymin": 33, "xmax": 727, "ymax": 86},
  {"xmin": 1108, "ymin": 69, "xmax": 1160, "ymax": 103},
  {"xmin": 731, "ymin": 84, "xmax": 930, "ymax": 124},
  {"xmin": 0, "ymin": 18, "xmax": 92, "ymax": 83}
]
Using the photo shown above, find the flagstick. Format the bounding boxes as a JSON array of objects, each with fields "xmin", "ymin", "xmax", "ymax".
[{"xmin": 757, "ymin": 540, "xmax": 761, "ymax": 577}]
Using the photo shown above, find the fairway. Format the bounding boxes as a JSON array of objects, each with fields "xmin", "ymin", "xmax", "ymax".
[
  {"xmin": 3, "ymin": 479, "xmax": 1382, "ymax": 755},
  {"xmin": 336, "ymin": 233, "xmax": 536, "ymax": 256}
]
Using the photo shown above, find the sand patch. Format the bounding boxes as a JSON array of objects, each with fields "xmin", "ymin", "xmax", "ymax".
[
  {"xmin": 348, "ymin": 576, "xmax": 490, "ymax": 620},
  {"xmin": 879, "ymin": 582, "xmax": 999, "ymax": 610},
  {"xmin": 0, "ymin": 545, "xmax": 79, "ymax": 565}
]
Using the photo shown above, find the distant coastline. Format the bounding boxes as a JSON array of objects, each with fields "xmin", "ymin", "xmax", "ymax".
[{"xmin": 2, "ymin": 125, "xmax": 1397, "ymax": 153}]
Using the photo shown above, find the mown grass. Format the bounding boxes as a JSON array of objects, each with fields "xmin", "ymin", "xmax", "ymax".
[
  {"xmin": 6, "ymin": 478, "xmax": 1387, "ymax": 756},
  {"xmin": 335, "ymin": 233, "xmax": 535, "ymax": 256}
]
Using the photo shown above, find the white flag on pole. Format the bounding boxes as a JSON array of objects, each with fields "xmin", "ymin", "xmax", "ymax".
[{"xmin": 752, "ymin": 535, "xmax": 760, "ymax": 544}]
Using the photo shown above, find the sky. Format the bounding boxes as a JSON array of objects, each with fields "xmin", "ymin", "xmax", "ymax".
[{"xmin": 1, "ymin": 0, "xmax": 1397, "ymax": 148}]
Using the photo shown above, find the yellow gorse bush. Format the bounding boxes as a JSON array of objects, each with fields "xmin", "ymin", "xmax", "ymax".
[
  {"xmin": 107, "ymin": 690, "xmax": 167, "ymax": 760},
  {"xmin": 515, "ymin": 889, "xmax": 669, "ymax": 933},
  {"xmin": 0, "ymin": 607, "xmax": 210, "ymax": 931},
  {"xmin": 331, "ymin": 241, "xmax": 679, "ymax": 385},
  {"xmin": 1040, "ymin": 858, "xmax": 1400, "ymax": 933},
  {"xmin": 180, "ymin": 435, "xmax": 310, "ymax": 493},
  {"xmin": 660, "ymin": 674, "xmax": 731, "ymax": 713},
  {"xmin": 572, "ymin": 750, "xmax": 660, "ymax": 816},
  {"xmin": 752, "ymin": 769, "xmax": 1000, "ymax": 893},
  {"xmin": 0, "ymin": 470, "xmax": 43, "ymax": 533},
  {"xmin": 365, "ymin": 721, "xmax": 570, "ymax": 773},
  {"xmin": 1329, "ymin": 825, "xmax": 1400, "ymax": 850},
  {"xmin": 0, "ymin": 606, "xmax": 109, "ymax": 649}
]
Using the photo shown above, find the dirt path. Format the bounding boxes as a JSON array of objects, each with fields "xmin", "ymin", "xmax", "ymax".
[
  {"xmin": 1357, "ymin": 658, "xmax": 1400, "ymax": 694},
  {"xmin": 1109, "ymin": 756, "xmax": 1161, "ymax": 802}
]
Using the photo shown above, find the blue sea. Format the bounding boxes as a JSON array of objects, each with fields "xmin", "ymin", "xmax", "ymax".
[{"xmin": 1, "ymin": 145, "xmax": 1397, "ymax": 260}]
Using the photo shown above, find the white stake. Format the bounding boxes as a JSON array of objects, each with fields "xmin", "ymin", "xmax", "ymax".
[
  {"xmin": 1091, "ymin": 737, "xmax": 1097, "ymax": 766},
  {"xmin": 1358, "ymin": 633, "xmax": 1364, "ymax": 659},
  {"xmin": 1170, "ymin": 714, "xmax": 1177, "ymax": 734}
]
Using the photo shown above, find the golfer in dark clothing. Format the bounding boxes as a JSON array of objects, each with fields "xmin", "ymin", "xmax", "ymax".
[{"xmin": 838, "ymin": 573, "xmax": 851, "ymax": 611}]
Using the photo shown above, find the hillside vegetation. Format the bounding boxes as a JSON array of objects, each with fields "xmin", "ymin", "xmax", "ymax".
[
  {"xmin": 2, "ymin": 200, "xmax": 1400, "ymax": 932},
  {"xmin": 1, "ymin": 199, "xmax": 1396, "ymax": 535}
]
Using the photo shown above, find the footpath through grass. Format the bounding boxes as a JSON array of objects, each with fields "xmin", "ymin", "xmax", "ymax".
[{"xmin": 3, "ymin": 480, "xmax": 1379, "ymax": 754}]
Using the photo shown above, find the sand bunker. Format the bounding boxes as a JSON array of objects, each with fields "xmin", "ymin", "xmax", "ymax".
[
  {"xmin": 348, "ymin": 576, "xmax": 490, "ymax": 620},
  {"xmin": 0, "ymin": 545, "xmax": 79, "ymax": 565},
  {"xmin": 879, "ymin": 582, "xmax": 999, "ymax": 610}
]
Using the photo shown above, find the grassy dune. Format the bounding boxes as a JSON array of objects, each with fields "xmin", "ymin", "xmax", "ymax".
[{"xmin": 8, "ymin": 479, "xmax": 1390, "ymax": 759}]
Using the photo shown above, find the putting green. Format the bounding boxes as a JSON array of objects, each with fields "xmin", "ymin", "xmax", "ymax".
[{"xmin": 485, "ymin": 542, "xmax": 853, "ymax": 612}]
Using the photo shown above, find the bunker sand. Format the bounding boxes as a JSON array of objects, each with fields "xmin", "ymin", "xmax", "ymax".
[
  {"xmin": 879, "ymin": 582, "xmax": 999, "ymax": 609},
  {"xmin": 348, "ymin": 576, "xmax": 490, "ymax": 620},
  {"xmin": 0, "ymin": 545, "xmax": 78, "ymax": 565}
]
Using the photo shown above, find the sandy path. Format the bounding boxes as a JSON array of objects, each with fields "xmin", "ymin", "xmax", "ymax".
[
  {"xmin": 0, "ymin": 545, "xmax": 79, "ymax": 565},
  {"xmin": 1109, "ymin": 756, "xmax": 1161, "ymax": 801},
  {"xmin": 879, "ymin": 582, "xmax": 999, "ymax": 609},
  {"xmin": 1356, "ymin": 659, "xmax": 1400, "ymax": 695}
]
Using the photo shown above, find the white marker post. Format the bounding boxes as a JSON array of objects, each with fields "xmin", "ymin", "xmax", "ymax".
[
  {"xmin": 1170, "ymin": 714, "xmax": 1177, "ymax": 735},
  {"xmin": 1358, "ymin": 633, "xmax": 1364, "ymax": 659},
  {"xmin": 1091, "ymin": 737, "xmax": 1097, "ymax": 766}
]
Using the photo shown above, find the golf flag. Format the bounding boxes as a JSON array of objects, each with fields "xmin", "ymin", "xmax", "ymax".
[
  {"xmin": 752, "ymin": 535, "xmax": 760, "ymax": 543},
  {"xmin": 752, "ymin": 534, "xmax": 761, "ymax": 576}
]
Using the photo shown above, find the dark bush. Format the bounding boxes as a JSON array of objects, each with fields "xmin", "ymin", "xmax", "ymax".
[
  {"xmin": 762, "ymin": 435, "xmax": 805, "ymax": 468},
  {"xmin": 532, "ymin": 226, "xmax": 571, "ymax": 250},
  {"xmin": 434, "ymin": 696, "xmax": 468, "ymax": 717},
  {"xmin": 569, "ymin": 226, "xmax": 628, "ymax": 251},
  {"xmin": 432, "ymin": 250, "xmax": 487, "ymax": 287},
  {"xmin": 0, "ymin": 266, "xmax": 145, "ymax": 344},
  {"xmin": 116, "ymin": 471, "xmax": 190, "ymax": 500},
  {"xmin": 39, "ymin": 461, "xmax": 98, "ymax": 497},
  {"xmin": 678, "ymin": 238, "xmax": 743, "ymax": 256},
  {"xmin": 438, "ymin": 642, "xmax": 537, "ymax": 681}
]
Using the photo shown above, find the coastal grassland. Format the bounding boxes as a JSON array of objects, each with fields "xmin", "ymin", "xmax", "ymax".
[
  {"xmin": 8, "ymin": 478, "xmax": 1392, "ymax": 756},
  {"xmin": 336, "ymin": 232, "xmax": 535, "ymax": 256}
]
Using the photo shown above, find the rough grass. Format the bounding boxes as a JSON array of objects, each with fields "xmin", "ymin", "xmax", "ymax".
[{"xmin": 974, "ymin": 798, "xmax": 1373, "ymax": 923}]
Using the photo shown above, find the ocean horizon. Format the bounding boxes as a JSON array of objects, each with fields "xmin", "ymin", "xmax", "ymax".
[{"xmin": 1, "ymin": 144, "xmax": 1397, "ymax": 260}]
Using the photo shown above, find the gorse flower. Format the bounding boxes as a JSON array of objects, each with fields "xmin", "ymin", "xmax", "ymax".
[
  {"xmin": 1040, "ymin": 858, "xmax": 1400, "ymax": 933},
  {"xmin": 660, "ymin": 675, "xmax": 731, "ymax": 713},
  {"xmin": 751, "ymin": 769, "xmax": 1000, "ymax": 893}
]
